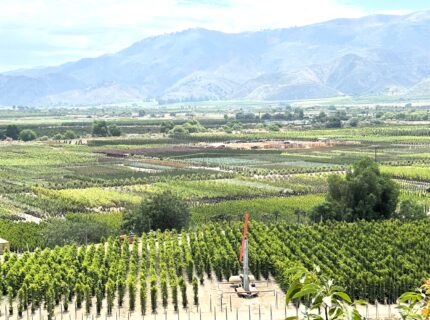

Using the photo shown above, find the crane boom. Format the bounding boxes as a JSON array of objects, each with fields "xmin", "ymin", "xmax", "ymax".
[{"xmin": 239, "ymin": 213, "xmax": 249, "ymax": 262}]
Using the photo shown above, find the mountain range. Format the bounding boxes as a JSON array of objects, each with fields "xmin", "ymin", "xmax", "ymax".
[{"xmin": 2, "ymin": 10, "xmax": 430, "ymax": 106}]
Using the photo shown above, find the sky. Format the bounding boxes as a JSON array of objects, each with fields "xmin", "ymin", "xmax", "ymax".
[{"xmin": 0, "ymin": 0, "xmax": 429, "ymax": 72}]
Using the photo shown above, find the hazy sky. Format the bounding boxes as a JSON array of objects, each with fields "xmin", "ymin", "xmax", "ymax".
[{"xmin": 1, "ymin": 0, "xmax": 429, "ymax": 72}]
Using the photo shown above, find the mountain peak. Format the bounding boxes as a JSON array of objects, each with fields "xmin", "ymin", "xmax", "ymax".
[{"xmin": 2, "ymin": 10, "xmax": 430, "ymax": 106}]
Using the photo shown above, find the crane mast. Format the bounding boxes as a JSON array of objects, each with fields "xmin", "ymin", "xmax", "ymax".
[
  {"xmin": 242, "ymin": 236, "xmax": 250, "ymax": 292},
  {"xmin": 229, "ymin": 213, "xmax": 258, "ymax": 298}
]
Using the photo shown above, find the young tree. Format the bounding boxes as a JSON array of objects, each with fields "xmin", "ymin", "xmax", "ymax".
[
  {"xmin": 122, "ymin": 191, "xmax": 190, "ymax": 233},
  {"xmin": 96, "ymin": 285, "xmax": 103, "ymax": 315},
  {"xmin": 192, "ymin": 277, "xmax": 199, "ymax": 306},
  {"xmin": 140, "ymin": 279, "xmax": 147, "ymax": 315},
  {"xmin": 150, "ymin": 285, "xmax": 157, "ymax": 313},
  {"xmin": 84, "ymin": 284, "xmax": 92, "ymax": 314},
  {"xmin": 161, "ymin": 276, "xmax": 168, "ymax": 309},
  {"xmin": 397, "ymin": 199, "xmax": 426, "ymax": 221},
  {"xmin": 17, "ymin": 288, "xmax": 24, "ymax": 317},
  {"xmin": 62, "ymin": 286, "xmax": 69, "ymax": 312},
  {"xmin": 127, "ymin": 277, "xmax": 136, "ymax": 311},
  {"xmin": 171, "ymin": 281, "xmax": 178, "ymax": 312},
  {"xmin": 46, "ymin": 286, "xmax": 55, "ymax": 320},
  {"xmin": 179, "ymin": 276, "xmax": 188, "ymax": 308},
  {"xmin": 75, "ymin": 283, "xmax": 84, "ymax": 309},
  {"xmin": 117, "ymin": 277, "xmax": 125, "ymax": 307},
  {"xmin": 29, "ymin": 283, "xmax": 38, "ymax": 314},
  {"xmin": 7, "ymin": 286, "xmax": 14, "ymax": 315},
  {"xmin": 106, "ymin": 279, "xmax": 115, "ymax": 315}
]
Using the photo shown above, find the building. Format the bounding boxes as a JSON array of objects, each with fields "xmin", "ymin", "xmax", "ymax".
[{"xmin": 0, "ymin": 238, "xmax": 10, "ymax": 254}]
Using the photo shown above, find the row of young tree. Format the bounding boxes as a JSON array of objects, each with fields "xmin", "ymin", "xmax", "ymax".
[{"xmin": 2, "ymin": 219, "xmax": 430, "ymax": 317}]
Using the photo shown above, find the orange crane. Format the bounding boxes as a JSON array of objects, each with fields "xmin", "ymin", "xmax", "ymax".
[{"xmin": 229, "ymin": 213, "xmax": 258, "ymax": 298}]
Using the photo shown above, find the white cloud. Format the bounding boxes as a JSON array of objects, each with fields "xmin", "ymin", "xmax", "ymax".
[{"xmin": 0, "ymin": 0, "xmax": 399, "ymax": 71}]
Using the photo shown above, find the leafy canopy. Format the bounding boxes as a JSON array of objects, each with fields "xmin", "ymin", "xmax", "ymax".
[
  {"xmin": 122, "ymin": 190, "xmax": 190, "ymax": 233},
  {"xmin": 311, "ymin": 158, "xmax": 399, "ymax": 222},
  {"xmin": 5, "ymin": 125, "xmax": 20, "ymax": 140},
  {"xmin": 19, "ymin": 129, "xmax": 37, "ymax": 141},
  {"xmin": 92, "ymin": 121, "xmax": 121, "ymax": 137}
]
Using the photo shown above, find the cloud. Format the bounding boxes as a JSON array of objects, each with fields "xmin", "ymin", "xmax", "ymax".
[{"xmin": 0, "ymin": 0, "xmax": 408, "ymax": 72}]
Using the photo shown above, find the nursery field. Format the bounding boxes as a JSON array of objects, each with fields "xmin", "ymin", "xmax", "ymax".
[
  {"xmin": 0, "ymin": 106, "xmax": 430, "ymax": 320},
  {"xmin": 0, "ymin": 116, "xmax": 429, "ymax": 227},
  {"xmin": 1, "ymin": 220, "xmax": 429, "ymax": 319}
]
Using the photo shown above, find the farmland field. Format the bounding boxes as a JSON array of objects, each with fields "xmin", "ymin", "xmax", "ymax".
[{"xmin": 0, "ymin": 103, "xmax": 430, "ymax": 319}]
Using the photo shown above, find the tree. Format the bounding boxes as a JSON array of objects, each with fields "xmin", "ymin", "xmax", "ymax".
[
  {"xmin": 5, "ymin": 125, "xmax": 20, "ymax": 140},
  {"xmin": 293, "ymin": 108, "xmax": 304, "ymax": 120},
  {"xmin": 17, "ymin": 288, "xmax": 24, "ymax": 317},
  {"xmin": 84, "ymin": 284, "xmax": 92, "ymax": 314},
  {"xmin": 122, "ymin": 191, "xmax": 190, "ymax": 233},
  {"xmin": 52, "ymin": 133, "xmax": 64, "ymax": 140},
  {"xmin": 179, "ymin": 277, "xmax": 188, "ymax": 308},
  {"xmin": 106, "ymin": 280, "xmax": 115, "ymax": 315},
  {"xmin": 75, "ymin": 283, "xmax": 84, "ymax": 309},
  {"xmin": 46, "ymin": 286, "xmax": 55, "ymax": 320},
  {"xmin": 150, "ymin": 285, "xmax": 157, "ymax": 313},
  {"xmin": 171, "ymin": 281, "xmax": 178, "ymax": 311},
  {"xmin": 62, "ymin": 285, "xmax": 69, "ymax": 312},
  {"xmin": 192, "ymin": 277, "xmax": 199, "ymax": 306},
  {"xmin": 140, "ymin": 279, "xmax": 147, "ymax": 315},
  {"xmin": 127, "ymin": 277, "xmax": 136, "ymax": 311},
  {"xmin": 168, "ymin": 125, "xmax": 189, "ymax": 138},
  {"xmin": 19, "ymin": 129, "xmax": 37, "ymax": 141},
  {"xmin": 64, "ymin": 130, "xmax": 77, "ymax": 139},
  {"xmin": 396, "ymin": 200, "xmax": 426, "ymax": 221},
  {"xmin": 92, "ymin": 120, "xmax": 109, "ymax": 137},
  {"xmin": 118, "ymin": 278, "xmax": 125, "ymax": 307},
  {"xmin": 108, "ymin": 124, "xmax": 121, "ymax": 136},
  {"xmin": 348, "ymin": 118, "xmax": 359, "ymax": 127},
  {"xmin": 311, "ymin": 158, "xmax": 399, "ymax": 222},
  {"xmin": 96, "ymin": 285, "xmax": 103, "ymax": 315},
  {"xmin": 161, "ymin": 277, "xmax": 168, "ymax": 309},
  {"xmin": 183, "ymin": 120, "xmax": 205, "ymax": 133},
  {"xmin": 160, "ymin": 120, "xmax": 175, "ymax": 133},
  {"xmin": 267, "ymin": 123, "xmax": 281, "ymax": 131},
  {"xmin": 325, "ymin": 116, "xmax": 342, "ymax": 128},
  {"xmin": 7, "ymin": 286, "xmax": 13, "ymax": 315}
]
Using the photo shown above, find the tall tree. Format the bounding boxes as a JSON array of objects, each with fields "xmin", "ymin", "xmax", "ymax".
[
  {"xmin": 92, "ymin": 120, "xmax": 109, "ymax": 137},
  {"xmin": 311, "ymin": 158, "xmax": 399, "ymax": 222},
  {"xmin": 122, "ymin": 191, "xmax": 190, "ymax": 233},
  {"xmin": 5, "ymin": 125, "xmax": 20, "ymax": 140}
]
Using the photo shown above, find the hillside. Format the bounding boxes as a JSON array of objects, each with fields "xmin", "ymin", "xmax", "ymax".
[{"xmin": 2, "ymin": 10, "xmax": 430, "ymax": 105}]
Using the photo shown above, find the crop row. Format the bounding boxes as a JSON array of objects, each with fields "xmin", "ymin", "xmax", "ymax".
[{"xmin": 1, "ymin": 219, "xmax": 430, "ymax": 318}]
